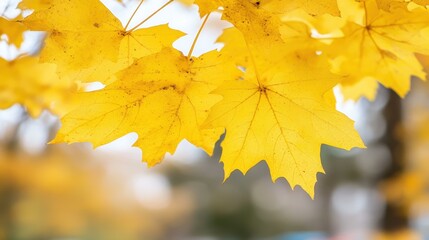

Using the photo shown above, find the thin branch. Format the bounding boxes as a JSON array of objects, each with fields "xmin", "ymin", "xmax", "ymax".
[
  {"xmin": 125, "ymin": 0, "xmax": 145, "ymax": 30},
  {"xmin": 126, "ymin": 0, "xmax": 173, "ymax": 33},
  {"xmin": 187, "ymin": 13, "xmax": 211, "ymax": 59}
]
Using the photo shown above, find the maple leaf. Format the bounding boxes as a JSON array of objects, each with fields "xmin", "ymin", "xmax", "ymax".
[
  {"xmin": 375, "ymin": 0, "xmax": 406, "ymax": 11},
  {"xmin": 340, "ymin": 77, "xmax": 379, "ymax": 101},
  {"xmin": 376, "ymin": 0, "xmax": 429, "ymax": 10},
  {"xmin": 192, "ymin": 0, "xmax": 339, "ymax": 17},
  {"xmin": 185, "ymin": 0, "xmax": 285, "ymax": 45},
  {"xmin": 221, "ymin": 1, "xmax": 284, "ymax": 44},
  {"xmin": 264, "ymin": 0, "xmax": 340, "ymax": 16},
  {"xmin": 191, "ymin": 1, "xmax": 219, "ymax": 16},
  {"xmin": 19, "ymin": 0, "xmax": 182, "ymax": 82},
  {"xmin": 0, "ymin": 56, "xmax": 74, "ymax": 117},
  {"xmin": 191, "ymin": 0, "xmax": 341, "ymax": 46},
  {"xmin": 413, "ymin": 0, "xmax": 429, "ymax": 6},
  {"xmin": 64, "ymin": 24, "xmax": 182, "ymax": 85},
  {"xmin": 328, "ymin": 0, "xmax": 429, "ymax": 100},
  {"xmin": 53, "ymin": 47, "xmax": 241, "ymax": 166},
  {"xmin": 0, "ymin": 17, "xmax": 26, "ymax": 47},
  {"xmin": 204, "ymin": 29, "xmax": 364, "ymax": 198}
]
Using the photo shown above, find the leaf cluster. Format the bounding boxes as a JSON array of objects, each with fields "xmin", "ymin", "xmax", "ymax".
[{"xmin": 2, "ymin": 0, "xmax": 429, "ymax": 197}]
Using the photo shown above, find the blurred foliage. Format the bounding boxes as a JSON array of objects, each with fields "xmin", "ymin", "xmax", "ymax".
[{"xmin": 0, "ymin": 145, "xmax": 195, "ymax": 240}]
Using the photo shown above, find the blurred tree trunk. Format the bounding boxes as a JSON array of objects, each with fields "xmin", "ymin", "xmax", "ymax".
[
  {"xmin": 381, "ymin": 90, "xmax": 407, "ymax": 231},
  {"xmin": 0, "ymin": 184, "xmax": 16, "ymax": 239}
]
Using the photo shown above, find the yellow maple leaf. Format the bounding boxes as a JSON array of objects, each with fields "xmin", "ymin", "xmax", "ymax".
[
  {"xmin": 377, "ymin": 0, "xmax": 429, "ymax": 10},
  {"xmin": 224, "ymin": 1, "xmax": 283, "ymax": 42},
  {"xmin": 192, "ymin": 0, "xmax": 342, "ymax": 50},
  {"xmin": 187, "ymin": 0, "xmax": 284, "ymax": 45},
  {"xmin": 329, "ymin": 0, "xmax": 429, "ymax": 100},
  {"xmin": 53, "ymin": 48, "xmax": 241, "ymax": 166},
  {"xmin": 191, "ymin": 0, "xmax": 219, "ymax": 16},
  {"xmin": 0, "ymin": 17, "xmax": 26, "ymax": 47},
  {"xmin": 19, "ymin": 0, "xmax": 182, "ymax": 82},
  {"xmin": 0, "ymin": 56, "xmax": 74, "ymax": 117},
  {"xmin": 64, "ymin": 24, "xmax": 182, "ymax": 85},
  {"xmin": 265, "ymin": 0, "xmax": 340, "ymax": 16},
  {"xmin": 375, "ymin": 0, "xmax": 406, "ymax": 11},
  {"xmin": 204, "ymin": 29, "xmax": 364, "ymax": 198},
  {"xmin": 187, "ymin": 0, "xmax": 341, "ymax": 56},
  {"xmin": 340, "ymin": 77, "xmax": 379, "ymax": 101},
  {"xmin": 192, "ymin": 0, "xmax": 339, "ymax": 17},
  {"xmin": 413, "ymin": 0, "xmax": 429, "ymax": 7}
]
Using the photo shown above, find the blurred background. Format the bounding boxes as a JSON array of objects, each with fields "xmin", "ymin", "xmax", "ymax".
[{"xmin": 2, "ymin": 0, "xmax": 429, "ymax": 239}]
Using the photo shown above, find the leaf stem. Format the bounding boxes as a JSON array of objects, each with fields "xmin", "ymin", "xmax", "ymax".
[
  {"xmin": 126, "ymin": 0, "xmax": 173, "ymax": 33},
  {"xmin": 124, "ymin": 0, "xmax": 145, "ymax": 30},
  {"xmin": 187, "ymin": 13, "xmax": 211, "ymax": 59}
]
